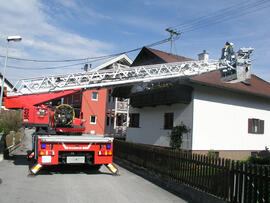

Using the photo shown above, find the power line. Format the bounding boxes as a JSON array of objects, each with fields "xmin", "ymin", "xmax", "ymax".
[
  {"xmin": 6, "ymin": 55, "xmax": 119, "ymax": 70},
  {"xmin": 2, "ymin": 0, "xmax": 267, "ymax": 70},
  {"xmin": 181, "ymin": 1, "xmax": 270, "ymax": 34},
  {"xmin": 168, "ymin": 0, "xmax": 252, "ymax": 30},
  {"xmin": 0, "ymin": 38, "xmax": 170, "ymax": 63},
  {"xmin": 167, "ymin": 0, "xmax": 270, "ymax": 34},
  {"xmin": 1, "ymin": 38, "xmax": 170, "ymax": 70},
  {"xmin": 168, "ymin": 0, "xmax": 247, "ymax": 30},
  {"xmin": 165, "ymin": 28, "xmax": 180, "ymax": 54},
  {"xmin": 175, "ymin": 0, "xmax": 268, "ymax": 31},
  {"xmin": 7, "ymin": 62, "xmax": 86, "ymax": 70}
]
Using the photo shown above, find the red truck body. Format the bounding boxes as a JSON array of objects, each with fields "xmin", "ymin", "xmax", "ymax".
[
  {"xmin": 36, "ymin": 135, "xmax": 113, "ymax": 166},
  {"xmin": 4, "ymin": 89, "xmax": 118, "ymax": 174}
]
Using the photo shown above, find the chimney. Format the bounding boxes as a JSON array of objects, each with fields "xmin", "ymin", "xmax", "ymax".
[{"xmin": 198, "ymin": 50, "xmax": 209, "ymax": 62}]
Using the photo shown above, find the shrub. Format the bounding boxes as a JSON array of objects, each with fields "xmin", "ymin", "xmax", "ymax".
[
  {"xmin": 208, "ymin": 149, "xmax": 218, "ymax": 158},
  {"xmin": 0, "ymin": 110, "xmax": 22, "ymax": 134},
  {"xmin": 169, "ymin": 123, "xmax": 190, "ymax": 149},
  {"xmin": 244, "ymin": 147, "xmax": 270, "ymax": 165}
]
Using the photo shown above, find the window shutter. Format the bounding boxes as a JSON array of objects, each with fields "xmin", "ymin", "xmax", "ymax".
[
  {"xmin": 259, "ymin": 120, "xmax": 264, "ymax": 134},
  {"xmin": 248, "ymin": 119, "xmax": 252, "ymax": 133}
]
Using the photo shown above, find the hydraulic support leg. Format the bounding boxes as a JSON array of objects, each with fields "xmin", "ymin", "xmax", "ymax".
[
  {"xmin": 105, "ymin": 163, "xmax": 118, "ymax": 174},
  {"xmin": 29, "ymin": 163, "xmax": 42, "ymax": 175}
]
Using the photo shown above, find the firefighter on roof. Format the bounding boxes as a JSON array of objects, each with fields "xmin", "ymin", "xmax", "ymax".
[{"xmin": 221, "ymin": 41, "xmax": 235, "ymax": 62}]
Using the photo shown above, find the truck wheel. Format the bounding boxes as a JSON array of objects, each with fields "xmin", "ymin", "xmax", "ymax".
[
  {"xmin": 92, "ymin": 164, "xmax": 102, "ymax": 170},
  {"xmin": 3, "ymin": 149, "xmax": 9, "ymax": 159},
  {"xmin": 1, "ymin": 134, "xmax": 9, "ymax": 159}
]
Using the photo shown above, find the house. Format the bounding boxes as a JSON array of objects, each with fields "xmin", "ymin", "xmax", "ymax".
[
  {"xmin": 0, "ymin": 73, "xmax": 16, "ymax": 110},
  {"xmin": 64, "ymin": 54, "xmax": 132, "ymax": 135},
  {"xmin": 122, "ymin": 47, "xmax": 270, "ymax": 160}
]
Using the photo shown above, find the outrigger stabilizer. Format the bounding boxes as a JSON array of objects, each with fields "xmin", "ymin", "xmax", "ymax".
[{"xmin": 28, "ymin": 162, "xmax": 119, "ymax": 175}]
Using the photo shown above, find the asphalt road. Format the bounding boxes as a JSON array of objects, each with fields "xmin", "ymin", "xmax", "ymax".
[{"xmin": 0, "ymin": 129, "xmax": 186, "ymax": 203}]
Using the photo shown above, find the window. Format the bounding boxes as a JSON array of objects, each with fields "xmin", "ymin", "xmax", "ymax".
[
  {"xmin": 108, "ymin": 95, "xmax": 111, "ymax": 103},
  {"xmin": 90, "ymin": 116, "xmax": 97, "ymax": 124},
  {"xmin": 92, "ymin": 92, "xmax": 98, "ymax": 101},
  {"xmin": 164, "ymin": 113, "xmax": 174, "ymax": 129},
  {"xmin": 106, "ymin": 116, "xmax": 110, "ymax": 126},
  {"xmin": 108, "ymin": 89, "xmax": 112, "ymax": 103},
  {"xmin": 111, "ymin": 117, "xmax": 114, "ymax": 125},
  {"xmin": 248, "ymin": 118, "xmax": 264, "ymax": 134},
  {"xmin": 129, "ymin": 113, "xmax": 140, "ymax": 128}
]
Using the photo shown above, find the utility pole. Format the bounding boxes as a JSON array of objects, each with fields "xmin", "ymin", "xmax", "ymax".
[{"xmin": 165, "ymin": 28, "xmax": 180, "ymax": 54}]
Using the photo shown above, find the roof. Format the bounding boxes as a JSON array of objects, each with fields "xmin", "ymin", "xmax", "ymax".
[
  {"xmin": 131, "ymin": 47, "xmax": 194, "ymax": 67},
  {"xmin": 0, "ymin": 73, "xmax": 15, "ymax": 89},
  {"xmin": 190, "ymin": 70, "xmax": 270, "ymax": 99},
  {"xmin": 90, "ymin": 54, "xmax": 132, "ymax": 72},
  {"xmin": 147, "ymin": 48, "xmax": 194, "ymax": 63}
]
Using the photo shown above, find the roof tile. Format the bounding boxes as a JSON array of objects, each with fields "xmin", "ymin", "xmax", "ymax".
[
  {"xmin": 148, "ymin": 48, "xmax": 193, "ymax": 63},
  {"xmin": 191, "ymin": 71, "xmax": 270, "ymax": 99}
]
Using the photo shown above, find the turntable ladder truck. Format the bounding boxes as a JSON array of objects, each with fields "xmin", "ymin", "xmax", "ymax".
[{"xmin": 4, "ymin": 45, "xmax": 254, "ymax": 175}]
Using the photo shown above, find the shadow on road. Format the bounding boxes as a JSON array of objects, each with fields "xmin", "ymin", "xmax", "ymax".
[
  {"xmin": 6, "ymin": 153, "xmax": 113, "ymax": 176},
  {"xmin": 4, "ymin": 129, "xmax": 114, "ymax": 176},
  {"xmin": 37, "ymin": 165, "xmax": 114, "ymax": 176},
  {"xmin": 6, "ymin": 154, "xmax": 30, "ymax": 166}
]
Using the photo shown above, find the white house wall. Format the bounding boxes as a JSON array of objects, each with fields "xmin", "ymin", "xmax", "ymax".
[
  {"xmin": 126, "ymin": 102, "xmax": 193, "ymax": 149},
  {"xmin": 192, "ymin": 85, "xmax": 270, "ymax": 151}
]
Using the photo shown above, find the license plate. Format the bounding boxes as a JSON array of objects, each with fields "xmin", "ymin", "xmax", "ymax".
[
  {"xmin": 66, "ymin": 156, "xmax": 85, "ymax": 164},
  {"xmin": 42, "ymin": 156, "xmax": 51, "ymax": 163}
]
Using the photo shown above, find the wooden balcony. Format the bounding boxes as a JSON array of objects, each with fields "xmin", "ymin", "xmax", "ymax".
[{"xmin": 130, "ymin": 84, "xmax": 193, "ymax": 108}]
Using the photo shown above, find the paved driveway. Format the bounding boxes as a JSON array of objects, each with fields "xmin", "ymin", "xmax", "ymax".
[{"xmin": 0, "ymin": 129, "xmax": 186, "ymax": 203}]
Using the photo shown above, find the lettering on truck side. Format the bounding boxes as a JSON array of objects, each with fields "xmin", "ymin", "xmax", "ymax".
[{"xmin": 62, "ymin": 143, "xmax": 92, "ymax": 150}]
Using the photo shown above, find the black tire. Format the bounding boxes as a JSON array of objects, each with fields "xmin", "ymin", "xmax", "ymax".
[
  {"xmin": 0, "ymin": 134, "xmax": 5, "ymax": 154},
  {"xmin": 1, "ymin": 134, "xmax": 9, "ymax": 159},
  {"xmin": 92, "ymin": 164, "xmax": 102, "ymax": 170},
  {"xmin": 3, "ymin": 149, "xmax": 9, "ymax": 159}
]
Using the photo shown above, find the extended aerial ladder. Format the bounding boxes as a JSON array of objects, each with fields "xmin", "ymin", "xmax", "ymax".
[{"xmin": 7, "ymin": 46, "xmax": 254, "ymax": 97}]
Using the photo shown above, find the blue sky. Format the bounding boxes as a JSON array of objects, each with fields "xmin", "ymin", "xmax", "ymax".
[{"xmin": 0, "ymin": 0, "xmax": 270, "ymax": 84}]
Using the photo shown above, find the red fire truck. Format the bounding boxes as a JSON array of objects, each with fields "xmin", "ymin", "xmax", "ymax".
[
  {"xmin": 4, "ymin": 89, "xmax": 118, "ymax": 175},
  {"xmin": 3, "ymin": 43, "xmax": 253, "ymax": 175}
]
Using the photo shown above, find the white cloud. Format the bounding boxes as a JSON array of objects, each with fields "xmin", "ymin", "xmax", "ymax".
[
  {"xmin": 0, "ymin": 0, "xmax": 114, "ymax": 58},
  {"xmin": 0, "ymin": 0, "xmax": 115, "ymax": 82}
]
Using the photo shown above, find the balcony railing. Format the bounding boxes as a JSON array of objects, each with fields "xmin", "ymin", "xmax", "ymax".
[
  {"xmin": 130, "ymin": 84, "xmax": 193, "ymax": 108},
  {"xmin": 116, "ymin": 101, "xmax": 129, "ymax": 112}
]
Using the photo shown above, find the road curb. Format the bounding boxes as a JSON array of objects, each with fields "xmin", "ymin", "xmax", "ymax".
[{"xmin": 114, "ymin": 157, "xmax": 226, "ymax": 203}]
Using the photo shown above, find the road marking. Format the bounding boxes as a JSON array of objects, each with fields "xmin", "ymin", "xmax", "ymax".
[{"xmin": 0, "ymin": 154, "xmax": 3, "ymax": 162}]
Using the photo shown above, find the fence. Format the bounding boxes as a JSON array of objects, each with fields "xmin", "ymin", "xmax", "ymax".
[
  {"xmin": 114, "ymin": 140, "xmax": 270, "ymax": 203},
  {"xmin": 5, "ymin": 131, "xmax": 22, "ymax": 149}
]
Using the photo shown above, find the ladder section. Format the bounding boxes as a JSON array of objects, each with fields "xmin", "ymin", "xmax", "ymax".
[{"xmin": 9, "ymin": 60, "xmax": 221, "ymax": 96}]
